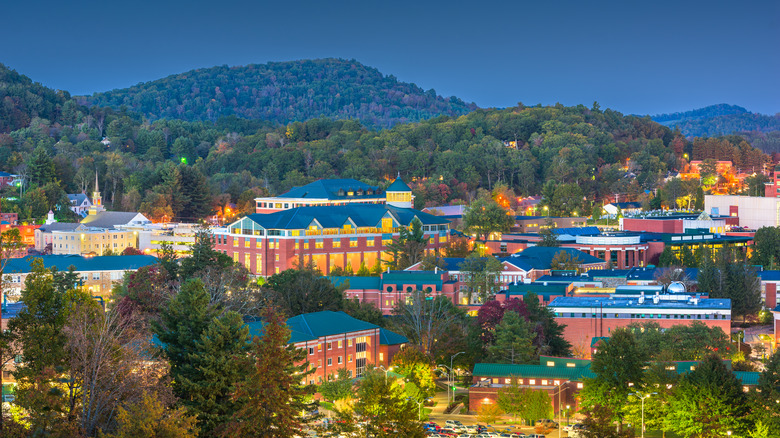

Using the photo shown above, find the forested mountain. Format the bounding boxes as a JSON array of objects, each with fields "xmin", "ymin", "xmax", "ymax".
[
  {"xmin": 0, "ymin": 63, "xmax": 74, "ymax": 133},
  {"xmin": 0, "ymin": 62, "xmax": 769, "ymax": 224},
  {"xmin": 81, "ymin": 59, "xmax": 477, "ymax": 129},
  {"xmin": 653, "ymin": 104, "xmax": 780, "ymax": 140}
]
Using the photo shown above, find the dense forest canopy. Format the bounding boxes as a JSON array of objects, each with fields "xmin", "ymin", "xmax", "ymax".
[
  {"xmin": 653, "ymin": 103, "xmax": 780, "ymax": 141},
  {"xmin": 0, "ymin": 62, "xmax": 771, "ymax": 224},
  {"xmin": 80, "ymin": 58, "xmax": 477, "ymax": 130}
]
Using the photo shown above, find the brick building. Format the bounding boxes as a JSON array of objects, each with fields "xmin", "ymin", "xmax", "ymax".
[
  {"xmin": 548, "ymin": 294, "xmax": 731, "ymax": 358},
  {"xmin": 468, "ymin": 356, "xmax": 758, "ymax": 414},
  {"xmin": 245, "ymin": 311, "xmax": 407, "ymax": 383},
  {"xmin": 215, "ymin": 203, "xmax": 450, "ymax": 276},
  {"xmin": 332, "ymin": 270, "xmax": 460, "ymax": 315}
]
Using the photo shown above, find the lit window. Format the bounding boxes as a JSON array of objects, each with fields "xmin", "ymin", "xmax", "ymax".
[
  {"xmin": 546, "ymin": 361, "xmax": 555, "ymax": 367},
  {"xmin": 233, "ymin": 239, "xmax": 238, "ymax": 247},
  {"xmin": 256, "ymin": 240, "xmax": 262, "ymax": 249},
  {"xmin": 577, "ymin": 383, "xmax": 583, "ymax": 389},
  {"xmin": 338, "ymin": 356, "xmax": 343, "ymax": 364},
  {"xmin": 318, "ymin": 344, "xmax": 322, "ymax": 352},
  {"xmin": 338, "ymin": 340, "xmax": 342, "ymax": 348},
  {"xmin": 348, "ymin": 354, "xmax": 352, "ymax": 362},
  {"xmin": 529, "ymin": 379, "xmax": 536, "ymax": 385},
  {"xmin": 244, "ymin": 240, "xmax": 250, "ymax": 248},
  {"xmin": 367, "ymin": 239, "xmax": 375, "ymax": 247},
  {"xmin": 333, "ymin": 240, "xmax": 341, "ymax": 248},
  {"xmin": 542, "ymin": 380, "xmax": 548, "ymax": 385},
  {"xmin": 379, "ymin": 353, "xmax": 384, "ymax": 362},
  {"xmin": 327, "ymin": 342, "xmax": 332, "ymax": 350}
]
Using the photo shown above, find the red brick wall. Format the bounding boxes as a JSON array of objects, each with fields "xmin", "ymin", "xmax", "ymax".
[
  {"xmin": 622, "ymin": 218, "xmax": 683, "ymax": 234},
  {"xmin": 765, "ymin": 282, "xmax": 778, "ymax": 309},
  {"xmin": 560, "ymin": 316, "xmax": 731, "ymax": 359},
  {"xmin": 294, "ymin": 328, "xmax": 382, "ymax": 384}
]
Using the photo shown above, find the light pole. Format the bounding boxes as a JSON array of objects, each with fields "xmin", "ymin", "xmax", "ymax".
[
  {"xmin": 378, "ymin": 365, "xmax": 393, "ymax": 384},
  {"xmin": 450, "ymin": 352, "xmax": 465, "ymax": 406},
  {"xmin": 438, "ymin": 364, "xmax": 452, "ymax": 406},
  {"xmin": 566, "ymin": 404, "xmax": 570, "ymax": 426},
  {"xmin": 555, "ymin": 381, "xmax": 569, "ymax": 438},
  {"xmin": 629, "ymin": 392, "xmax": 657, "ymax": 438}
]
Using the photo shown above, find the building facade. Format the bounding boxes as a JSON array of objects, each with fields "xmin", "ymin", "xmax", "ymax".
[
  {"xmin": 245, "ymin": 311, "xmax": 407, "ymax": 384},
  {"xmin": 215, "ymin": 203, "xmax": 450, "ymax": 276},
  {"xmin": 255, "ymin": 179, "xmax": 388, "ymax": 214},
  {"xmin": 548, "ymin": 294, "xmax": 731, "ymax": 357}
]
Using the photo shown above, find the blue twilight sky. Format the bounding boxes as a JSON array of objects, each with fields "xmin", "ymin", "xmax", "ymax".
[{"xmin": 1, "ymin": 0, "xmax": 778, "ymax": 116}]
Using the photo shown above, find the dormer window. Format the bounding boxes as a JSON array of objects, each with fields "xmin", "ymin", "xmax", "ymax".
[{"xmin": 338, "ymin": 189, "xmax": 346, "ymax": 196}]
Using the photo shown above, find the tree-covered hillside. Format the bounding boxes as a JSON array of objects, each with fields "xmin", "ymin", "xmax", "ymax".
[
  {"xmin": 0, "ymin": 63, "xmax": 73, "ymax": 133},
  {"xmin": 653, "ymin": 104, "xmax": 780, "ymax": 139},
  {"xmin": 81, "ymin": 59, "xmax": 477, "ymax": 129}
]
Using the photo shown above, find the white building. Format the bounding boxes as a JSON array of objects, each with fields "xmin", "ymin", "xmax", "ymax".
[{"xmin": 704, "ymin": 195, "xmax": 780, "ymax": 230}]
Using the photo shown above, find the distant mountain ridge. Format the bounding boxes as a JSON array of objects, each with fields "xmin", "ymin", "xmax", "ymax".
[
  {"xmin": 652, "ymin": 104, "xmax": 780, "ymax": 138},
  {"xmin": 80, "ymin": 58, "xmax": 478, "ymax": 129},
  {"xmin": 0, "ymin": 63, "xmax": 71, "ymax": 133}
]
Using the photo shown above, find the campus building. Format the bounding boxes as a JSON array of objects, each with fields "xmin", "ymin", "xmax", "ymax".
[
  {"xmin": 331, "ymin": 270, "xmax": 460, "ymax": 315},
  {"xmin": 34, "ymin": 211, "xmax": 151, "ymax": 255},
  {"xmin": 548, "ymin": 294, "xmax": 731, "ymax": 357},
  {"xmin": 2, "ymin": 255, "xmax": 158, "ymax": 301},
  {"xmin": 215, "ymin": 194, "xmax": 449, "ymax": 276},
  {"xmin": 704, "ymin": 195, "xmax": 780, "ymax": 230},
  {"xmin": 245, "ymin": 311, "xmax": 407, "ymax": 384},
  {"xmin": 254, "ymin": 179, "xmax": 391, "ymax": 214},
  {"xmin": 468, "ymin": 356, "xmax": 758, "ymax": 414}
]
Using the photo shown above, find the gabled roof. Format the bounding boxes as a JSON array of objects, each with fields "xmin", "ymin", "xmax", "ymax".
[
  {"xmin": 330, "ymin": 276, "xmax": 383, "ymax": 290},
  {"xmin": 582, "ymin": 269, "xmax": 632, "ymax": 278},
  {"xmin": 502, "ymin": 247, "xmax": 605, "ymax": 271},
  {"xmin": 386, "ymin": 177, "xmax": 411, "ymax": 192},
  {"xmin": 81, "ymin": 211, "xmax": 149, "ymax": 229},
  {"xmin": 472, "ymin": 363, "xmax": 594, "ymax": 381},
  {"xmin": 67, "ymin": 193, "xmax": 91, "ymax": 205},
  {"xmin": 39, "ymin": 222, "xmax": 81, "ymax": 232},
  {"xmin": 276, "ymin": 179, "xmax": 381, "ymax": 200},
  {"xmin": 757, "ymin": 271, "xmax": 780, "ymax": 282},
  {"xmin": 239, "ymin": 204, "xmax": 448, "ymax": 231},
  {"xmin": 3, "ymin": 255, "xmax": 158, "ymax": 274},
  {"xmin": 626, "ymin": 267, "xmax": 699, "ymax": 282}
]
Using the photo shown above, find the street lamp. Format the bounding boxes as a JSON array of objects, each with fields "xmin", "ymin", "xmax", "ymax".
[
  {"xmin": 566, "ymin": 404, "xmax": 570, "ymax": 426},
  {"xmin": 437, "ymin": 364, "xmax": 453, "ymax": 406},
  {"xmin": 555, "ymin": 381, "xmax": 570, "ymax": 438},
  {"xmin": 450, "ymin": 352, "xmax": 465, "ymax": 406},
  {"xmin": 629, "ymin": 392, "xmax": 657, "ymax": 438},
  {"xmin": 378, "ymin": 365, "xmax": 393, "ymax": 383}
]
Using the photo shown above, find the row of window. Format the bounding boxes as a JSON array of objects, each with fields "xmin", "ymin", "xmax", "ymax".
[{"xmin": 486, "ymin": 377, "xmax": 584, "ymax": 389}]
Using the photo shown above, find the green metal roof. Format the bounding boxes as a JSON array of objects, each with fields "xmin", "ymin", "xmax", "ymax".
[
  {"xmin": 734, "ymin": 371, "xmax": 760, "ymax": 386},
  {"xmin": 539, "ymin": 356, "xmax": 591, "ymax": 368},
  {"xmin": 287, "ymin": 311, "xmax": 379, "ymax": 338},
  {"xmin": 330, "ymin": 276, "xmax": 382, "ymax": 290},
  {"xmin": 472, "ymin": 363, "xmax": 594, "ymax": 381},
  {"xmin": 379, "ymin": 328, "xmax": 409, "ymax": 345}
]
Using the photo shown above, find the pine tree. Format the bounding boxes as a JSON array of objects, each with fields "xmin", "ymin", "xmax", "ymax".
[
  {"xmin": 356, "ymin": 261, "xmax": 371, "ymax": 276},
  {"xmin": 487, "ymin": 311, "xmax": 535, "ymax": 364},
  {"xmin": 177, "ymin": 311, "xmax": 250, "ymax": 437},
  {"xmin": 221, "ymin": 308, "xmax": 316, "ymax": 438},
  {"xmin": 27, "ymin": 145, "xmax": 56, "ymax": 187},
  {"xmin": 153, "ymin": 279, "xmax": 218, "ymax": 404},
  {"xmin": 353, "ymin": 367, "xmax": 424, "ymax": 438}
]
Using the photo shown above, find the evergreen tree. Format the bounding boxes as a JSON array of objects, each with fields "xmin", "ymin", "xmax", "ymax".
[
  {"xmin": 496, "ymin": 378, "xmax": 525, "ymax": 420},
  {"xmin": 657, "ymin": 247, "xmax": 678, "ymax": 267},
  {"xmin": 523, "ymin": 292, "xmax": 572, "ymax": 357},
  {"xmin": 153, "ymin": 279, "xmax": 218, "ymax": 404},
  {"xmin": 666, "ymin": 354, "xmax": 749, "ymax": 437},
  {"xmin": 27, "ymin": 145, "xmax": 56, "ymax": 187},
  {"xmin": 179, "ymin": 227, "xmax": 232, "ymax": 280},
  {"xmin": 384, "ymin": 218, "xmax": 427, "ymax": 270},
  {"xmin": 221, "ymin": 308, "xmax": 316, "ymax": 437},
  {"xmin": 581, "ymin": 329, "xmax": 647, "ymax": 433},
  {"xmin": 8, "ymin": 259, "xmax": 95, "ymax": 435},
  {"xmin": 353, "ymin": 367, "xmax": 424, "ymax": 438},
  {"xmin": 178, "ymin": 311, "xmax": 250, "ymax": 437},
  {"xmin": 355, "ymin": 261, "xmax": 371, "ymax": 276},
  {"xmin": 179, "ymin": 165, "xmax": 213, "ymax": 220},
  {"xmin": 487, "ymin": 311, "xmax": 535, "ymax": 364}
]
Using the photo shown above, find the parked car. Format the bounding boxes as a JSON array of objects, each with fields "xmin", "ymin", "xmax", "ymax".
[
  {"xmin": 445, "ymin": 420, "xmax": 464, "ymax": 428},
  {"xmin": 2, "ymin": 394, "xmax": 15, "ymax": 403}
]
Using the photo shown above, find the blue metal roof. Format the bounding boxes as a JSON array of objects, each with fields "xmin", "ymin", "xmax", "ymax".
[
  {"xmin": 502, "ymin": 247, "xmax": 605, "ymax": 271},
  {"xmin": 277, "ymin": 179, "xmax": 381, "ymax": 200},
  {"xmin": 626, "ymin": 267, "xmax": 699, "ymax": 282},
  {"xmin": 239, "ymin": 204, "xmax": 448, "ymax": 231},
  {"xmin": 758, "ymin": 271, "xmax": 780, "ymax": 281},
  {"xmin": 3, "ymin": 255, "xmax": 158, "ymax": 274},
  {"xmin": 551, "ymin": 226, "xmax": 601, "ymax": 236},
  {"xmin": 548, "ymin": 295, "xmax": 731, "ymax": 310},
  {"xmin": 0, "ymin": 302, "xmax": 24, "ymax": 319}
]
